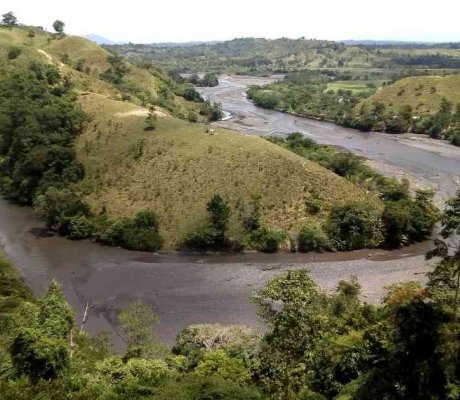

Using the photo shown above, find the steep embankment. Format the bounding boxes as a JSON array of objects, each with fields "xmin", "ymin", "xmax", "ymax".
[{"xmin": 358, "ymin": 74, "xmax": 460, "ymax": 114}]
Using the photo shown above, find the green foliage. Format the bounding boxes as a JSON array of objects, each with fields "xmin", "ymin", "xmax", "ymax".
[
  {"xmin": 173, "ymin": 324, "xmax": 261, "ymax": 366},
  {"xmin": 1, "ymin": 12, "xmax": 18, "ymax": 26},
  {"xmin": 33, "ymin": 187, "xmax": 91, "ymax": 230},
  {"xmin": 144, "ymin": 107, "xmax": 157, "ymax": 131},
  {"xmin": 327, "ymin": 202, "xmax": 384, "ymax": 250},
  {"xmin": 248, "ymin": 71, "xmax": 371, "ymax": 121},
  {"xmin": 10, "ymin": 280, "xmax": 73, "ymax": 383},
  {"xmin": 382, "ymin": 189, "xmax": 439, "ymax": 248},
  {"xmin": 98, "ymin": 210, "xmax": 163, "ymax": 251},
  {"xmin": 187, "ymin": 111, "xmax": 199, "ymax": 123},
  {"xmin": 298, "ymin": 223, "xmax": 330, "ymax": 252},
  {"xmin": 248, "ymin": 227, "xmax": 284, "ymax": 253},
  {"xmin": 194, "ymin": 349, "xmax": 250, "ymax": 384},
  {"xmin": 198, "ymin": 73, "xmax": 219, "ymax": 87},
  {"xmin": 100, "ymin": 54, "xmax": 130, "ymax": 85},
  {"xmin": 52, "ymin": 20, "xmax": 65, "ymax": 35},
  {"xmin": 119, "ymin": 302, "xmax": 165, "ymax": 360},
  {"xmin": 271, "ymin": 134, "xmax": 438, "ymax": 250},
  {"xmin": 200, "ymin": 100, "xmax": 223, "ymax": 121},
  {"xmin": 38, "ymin": 280, "xmax": 74, "ymax": 339},
  {"xmin": 10, "ymin": 328, "xmax": 70, "ymax": 383},
  {"xmin": 7, "ymin": 46, "xmax": 21, "ymax": 60},
  {"xmin": 183, "ymin": 87, "xmax": 203, "ymax": 102},
  {"xmin": 185, "ymin": 195, "xmax": 232, "ymax": 251},
  {"xmin": 0, "ymin": 63, "xmax": 86, "ymax": 204},
  {"xmin": 155, "ymin": 375, "xmax": 262, "ymax": 400}
]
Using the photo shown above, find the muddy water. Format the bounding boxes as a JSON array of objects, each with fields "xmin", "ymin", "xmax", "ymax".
[{"xmin": 1, "ymin": 75, "xmax": 457, "ymax": 347}]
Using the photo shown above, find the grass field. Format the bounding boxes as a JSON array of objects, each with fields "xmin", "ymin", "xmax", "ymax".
[
  {"xmin": 358, "ymin": 74, "xmax": 460, "ymax": 114},
  {"xmin": 327, "ymin": 80, "xmax": 385, "ymax": 93},
  {"xmin": 76, "ymin": 93, "xmax": 380, "ymax": 248}
]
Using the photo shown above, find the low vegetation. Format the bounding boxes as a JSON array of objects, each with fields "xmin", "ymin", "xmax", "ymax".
[{"xmin": 269, "ymin": 133, "xmax": 439, "ymax": 249}]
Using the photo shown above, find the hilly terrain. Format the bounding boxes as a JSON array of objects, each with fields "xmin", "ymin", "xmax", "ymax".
[
  {"xmin": 110, "ymin": 37, "xmax": 460, "ymax": 75},
  {"xmin": 358, "ymin": 74, "xmax": 460, "ymax": 114},
  {"xmin": 0, "ymin": 25, "xmax": 382, "ymax": 250}
]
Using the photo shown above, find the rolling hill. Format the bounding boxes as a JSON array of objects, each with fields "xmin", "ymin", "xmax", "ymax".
[
  {"xmin": 357, "ymin": 74, "xmax": 460, "ymax": 114},
  {"xmin": 0, "ymin": 25, "xmax": 380, "ymax": 249}
]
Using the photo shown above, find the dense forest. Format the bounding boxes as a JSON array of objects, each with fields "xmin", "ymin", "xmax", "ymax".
[{"xmin": 0, "ymin": 190, "xmax": 460, "ymax": 399}]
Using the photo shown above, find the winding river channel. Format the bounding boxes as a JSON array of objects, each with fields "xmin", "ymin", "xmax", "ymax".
[{"xmin": 1, "ymin": 75, "xmax": 460, "ymax": 347}]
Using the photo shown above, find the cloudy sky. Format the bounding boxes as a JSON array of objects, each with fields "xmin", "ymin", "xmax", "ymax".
[{"xmin": 2, "ymin": 0, "xmax": 459, "ymax": 43}]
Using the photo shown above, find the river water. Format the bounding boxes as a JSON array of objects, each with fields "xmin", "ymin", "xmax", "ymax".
[{"xmin": 1, "ymin": 75, "xmax": 458, "ymax": 347}]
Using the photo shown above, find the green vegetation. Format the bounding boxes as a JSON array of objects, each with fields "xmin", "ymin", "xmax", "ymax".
[
  {"xmin": 52, "ymin": 20, "xmax": 65, "ymax": 35},
  {"xmin": 108, "ymin": 37, "xmax": 460, "ymax": 75},
  {"xmin": 186, "ymin": 72, "xmax": 219, "ymax": 87},
  {"xmin": 1, "ymin": 191, "xmax": 460, "ymax": 399},
  {"xmin": 0, "ymin": 63, "xmax": 86, "ymax": 205},
  {"xmin": 0, "ymin": 23, "xmax": 439, "ymax": 253},
  {"xmin": 248, "ymin": 70, "xmax": 460, "ymax": 146},
  {"xmin": 269, "ymin": 133, "xmax": 439, "ymax": 249},
  {"xmin": 1, "ymin": 11, "xmax": 17, "ymax": 26},
  {"xmin": 247, "ymin": 70, "xmax": 373, "ymax": 122}
]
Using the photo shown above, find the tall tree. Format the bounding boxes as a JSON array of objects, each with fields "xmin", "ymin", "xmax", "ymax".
[
  {"xmin": 53, "ymin": 20, "xmax": 65, "ymax": 34},
  {"xmin": 1, "ymin": 11, "xmax": 18, "ymax": 26},
  {"xmin": 427, "ymin": 189, "xmax": 460, "ymax": 316},
  {"xmin": 119, "ymin": 302, "xmax": 166, "ymax": 360}
]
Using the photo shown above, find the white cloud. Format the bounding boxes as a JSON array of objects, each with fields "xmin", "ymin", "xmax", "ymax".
[{"xmin": 2, "ymin": 0, "xmax": 459, "ymax": 43}]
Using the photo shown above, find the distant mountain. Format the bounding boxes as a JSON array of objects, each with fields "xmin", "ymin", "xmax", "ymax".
[{"xmin": 84, "ymin": 34, "xmax": 115, "ymax": 45}]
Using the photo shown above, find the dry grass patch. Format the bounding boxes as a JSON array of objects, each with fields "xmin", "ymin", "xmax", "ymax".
[{"xmin": 76, "ymin": 94, "xmax": 380, "ymax": 248}]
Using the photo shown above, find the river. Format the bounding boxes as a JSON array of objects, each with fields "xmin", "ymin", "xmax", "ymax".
[{"xmin": 1, "ymin": 75, "xmax": 458, "ymax": 347}]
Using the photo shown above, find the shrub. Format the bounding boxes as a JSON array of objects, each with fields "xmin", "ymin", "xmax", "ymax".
[
  {"xmin": 184, "ymin": 195, "xmax": 231, "ymax": 251},
  {"xmin": 382, "ymin": 201, "xmax": 411, "ymax": 248},
  {"xmin": 63, "ymin": 215, "xmax": 95, "ymax": 240},
  {"xmin": 298, "ymin": 223, "xmax": 330, "ymax": 252},
  {"xmin": 385, "ymin": 116, "xmax": 409, "ymax": 134},
  {"xmin": 199, "ymin": 73, "xmax": 219, "ymax": 87},
  {"xmin": 98, "ymin": 211, "xmax": 163, "ymax": 252},
  {"xmin": 329, "ymin": 152, "xmax": 363, "ymax": 177},
  {"xmin": 7, "ymin": 46, "xmax": 21, "ymax": 60},
  {"xmin": 448, "ymin": 130, "xmax": 460, "ymax": 147},
  {"xmin": 154, "ymin": 375, "xmax": 261, "ymax": 400},
  {"xmin": 306, "ymin": 195, "xmax": 322, "ymax": 214},
  {"xmin": 183, "ymin": 87, "xmax": 202, "ymax": 102},
  {"xmin": 327, "ymin": 202, "xmax": 384, "ymax": 250},
  {"xmin": 173, "ymin": 324, "xmax": 261, "ymax": 364},
  {"xmin": 249, "ymin": 227, "xmax": 284, "ymax": 253}
]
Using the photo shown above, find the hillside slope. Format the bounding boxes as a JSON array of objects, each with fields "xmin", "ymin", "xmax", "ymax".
[
  {"xmin": 358, "ymin": 74, "xmax": 460, "ymax": 114},
  {"xmin": 76, "ymin": 93, "xmax": 378, "ymax": 247},
  {"xmin": 0, "ymin": 25, "xmax": 380, "ymax": 249}
]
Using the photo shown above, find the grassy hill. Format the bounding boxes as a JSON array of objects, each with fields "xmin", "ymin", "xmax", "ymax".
[
  {"xmin": 76, "ymin": 93, "xmax": 378, "ymax": 247},
  {"xmin": 357, "ymin": 74, "xmax": 460, "ymax": 114},
  {"xmin": 0, "ymin": 25, "xmax": 382, "ymax": 250}
]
